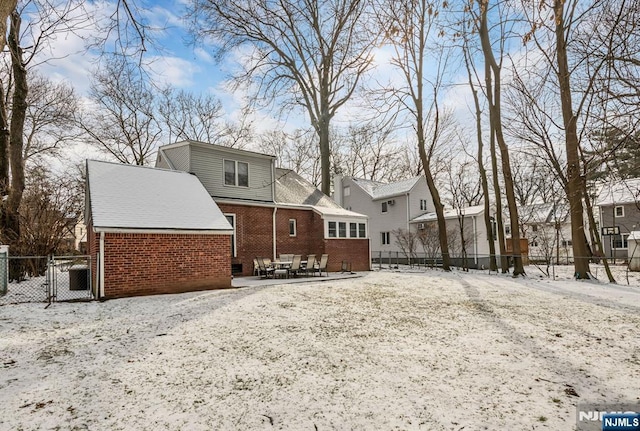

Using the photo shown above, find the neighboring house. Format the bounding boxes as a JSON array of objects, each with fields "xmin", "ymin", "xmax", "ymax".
[
  {"xmin": 518, "ymin": 202, "xmax": 573, "ymax": 262},
  {"xmin": 156, "ymin": 140, "xmax": 370, "ymax": 275},
  {"xmin": 596, "ymin": 178, "xmax": 640, "ymax": 260},
  {"xmin": 410, "ymin": 205, "xmax": 498, "ymax": 269},
  {"xmin": 74, "ymin": 219, "xmax": 87, "ymax": 253},
  {"xmin": 333, "ymin": 174, "xmax": 432, "ymax": 254},
  {"xmin": 85, "ymin": 160, "xmax": 234, "ymax": 299}
]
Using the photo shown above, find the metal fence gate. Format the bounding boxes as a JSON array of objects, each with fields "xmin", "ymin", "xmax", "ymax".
[{"xmin": 0, "ymin": 255, "xmax": 93, "ymax": 306}]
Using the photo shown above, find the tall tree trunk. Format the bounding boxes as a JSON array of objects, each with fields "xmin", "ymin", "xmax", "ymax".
[
  {"xmin": 464, "ymin": 46, "xmax": 498, "ymax": 271},
  {"xmin": 553, "ymin": 0, "xmax": 591, "ymax": 278},
  {"xmin": 3, "ymin": 11, "xmax": 27, "ymax": 251},
  {"xmin": 0, "ymin": 83, "xmax": 9, "ymax": 197},
  {"xmin": 478, "ymin": 0, "xmax": 524, "ymax": 276},
  {"xmin": 490, "ymin": 125, "xmax": 508, "ymax": 272}
]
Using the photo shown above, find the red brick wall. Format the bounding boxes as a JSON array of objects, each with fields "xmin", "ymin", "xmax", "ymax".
[
  {"xmin": 214, "ymin": 203, "xmax": 371, "ymax": 275},
  {"xmin": 217, "ymin": 204, "xmax": 274, "ymax": 276},
  {"xmin": 323, "ymin": 237, "xmax": 371, "ymax": 272},
  {"xmin": 87, "ymin": 228, "xmax": 231, "ymax": 299}
]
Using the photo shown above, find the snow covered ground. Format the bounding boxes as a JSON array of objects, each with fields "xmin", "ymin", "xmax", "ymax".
[{"xmin": 1, "ymin": 270, "xmax": 639, "ymax": 430}]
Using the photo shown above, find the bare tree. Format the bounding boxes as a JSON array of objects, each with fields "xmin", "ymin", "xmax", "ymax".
[
  {"xmin": 379, "ymin": 0, "xmax": 453, "ymax": 270},
  {"xmin": 393, "ymin": 228, "xmax": 418, "ymax": 267},
  {"xmin": 78, "ymin": 56, "xmax": 162, "ymax": 165},
  {"xmin": 189, "ymin": 0, "xmax": 377, "ymax": 195}
]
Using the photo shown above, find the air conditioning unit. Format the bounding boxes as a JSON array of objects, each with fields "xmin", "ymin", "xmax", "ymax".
[
  {"xmin": 388, "ymin": 199, "xmax": 395, "ymax": 206},
  {"xmin": 418, "ymin": 223, "xmax": 425, "ymax": 230}
]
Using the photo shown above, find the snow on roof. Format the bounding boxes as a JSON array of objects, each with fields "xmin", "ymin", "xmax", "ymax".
[
  {"xmin": 411, "ymin": 205, "xmax": 484, "ymax": 223},
  {"xmin": 595, "ymin": 178, "xmax": 640, "ymax": 206},
  {"xmin": 628, "ymin": 231, "xmax": 640, "ymax": 241},
  {"xmin": 86, "ymin": 160, "xmax": 232, "ymax": 232},
  {"xmin": 519, "ymin": 202, "xmax": 570, "ymax": 224},
  {"xmin": 275, "ymin": 168, "xmax": 342, "ymax": 209},
  {"xmin": 275, "ymin": 169, "xmax": 367, "ymax": 219},
  {"xmin": 353, "ymin": 176, "xmax": 422, "ymax": 201}
]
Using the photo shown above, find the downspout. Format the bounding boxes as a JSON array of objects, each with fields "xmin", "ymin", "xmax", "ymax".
[
  {"xmin": 99, "ymin": 231, "xmax": 105, "ymax": 299},
  {"xmin": 273, "ymin": 207, "xmax": 278, "ymax": 260},
  {"xmin": 406, "ymin": 193, "xmax": 410, "ymax": 231},
  {"xmin": 472, "ymin": 215, "xmax": 478, "ymax": 265},
  {"xmin": 272, "ymin": 159, "xmax": 278, "ymax": 260}
]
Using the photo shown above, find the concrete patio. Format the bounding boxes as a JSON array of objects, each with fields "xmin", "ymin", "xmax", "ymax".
[{"xmin": 231, "ymin": 271, "xmax": 366, "ymax": 288}]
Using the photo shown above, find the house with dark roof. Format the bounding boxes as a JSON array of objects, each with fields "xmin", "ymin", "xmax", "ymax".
[
  {"xmin": 156, "ymin": 141, "xmax": 370, "ymax": 275},
  {"xmin": 333, "ymin": 174, "xmax": 432, "ymax": 255},
  {"xmin": 85, "ymin": 160, "xmax": 234, "ymax": 299}
]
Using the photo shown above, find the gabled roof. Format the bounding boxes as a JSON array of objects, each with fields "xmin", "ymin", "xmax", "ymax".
[
  {"xmin": 596, "ymin": 178, "xmax": 640, "ymax": 206},
  {"xmin": 275, "ymin": 168, "xmax": 342, "ymax": 208},
  {"xmin": 352, "ymin": 176, "xmax": 422, "ymax": 201},
  {"xmin": 410, "ymin": 205, "xmax": 484, "ymax": 223},
  {"xmin": 519, "ymin": 202, "xmax": 570, "ymax": 224},
  {"xmin": 86, "ymin": 160, "xmax": 232, "ymax": 232},
  {"xmin": 275, "ymin": 168, "xmax": 367, "ymax": 219}
]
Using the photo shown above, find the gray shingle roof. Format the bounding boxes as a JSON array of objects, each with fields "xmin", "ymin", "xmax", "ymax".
[
  {"xmin": 353, "ymin": 176, "xmax": 422, "ymax": 200},
  {"xmin": 275, "ymin": 168, "xmax": 342, "ymax": 208},
  {"xmin": 86, "ymin": 160, "xmax": 232, "ymax": 232}
]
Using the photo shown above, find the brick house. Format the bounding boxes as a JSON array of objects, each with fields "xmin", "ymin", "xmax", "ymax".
[
  {"xmin": 156, "ymin": 140, "xmax": 370, "ymax": 275},
  {"xmin": 85, "ymin": 160, "xmax": 234, "ymax": 299}
]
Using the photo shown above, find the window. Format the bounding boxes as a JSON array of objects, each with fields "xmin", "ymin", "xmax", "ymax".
[
  {"xmin": 381, "ymin": 232, "xmax": 390, "ymax": 245},
  {"xmin": 382, "ymin": 202, "xmax": 388, "ymax": 213},
  {"xmin": 561, "ymin": 240, "xmax": 573, "ymax": 247},
  {"xmin": 225, "ymin": 214, "xmax": 236, "ymax": 257},
  {"xmin": 224, "ymin": 160, "xmax": 249, "ymax": 187},
  {"xmin": 615, "ymin": 206, "xmax": 624, "ymax": 218},
  {"xmin": 343, "ymin": 186, "xmax": 350, "ymax": 197},
  {"xmin": 531, "ymin": 240, "xmax": 538, "ymax": 247},
  {"xmin": 420, "ymin": 199, "xmax": 428, "ymax": 211},
  {"xmin": 350, "ymin": 222, "xmax": 357, "ymax": 238},
  {"xmin": 328, "ymin": 221, "xmax": 337, "ymax": 238},
  {"xmin": 612, "ymin": 233, "xmax": 628, "ymax": 249},
  {"xmin": 505, "ymin": 226, "xmax": 511, "ymax": 235},
  {"xmin": 289, "ymin": 219, "xmax": 296, "ymax": 237},
  {"xmin": 338, "ymin": 222, "xmax": 347, "ymax": 238},
  {"xmin": 532, "ymin": 224, "xmax": 538, "ymax": 232},
  {"xmin": 358, "ymin": 223, "xmax": 366, "ymax": 238}
]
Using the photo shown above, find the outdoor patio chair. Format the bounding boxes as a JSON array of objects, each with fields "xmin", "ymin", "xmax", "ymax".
[
  {"xmin": 304, "ymin": 255, "xmax": 317, "ymax": 276},
  {"xmin": 279, "ymin": 254, "xmax": 293, "ymax": 263},
  {"xmin": 256, "ymin": 257, "xmax": 274, "ymax": 278},
  {"xmin": 287, "ymin": 255, "xmax": 303, "ymax": 278},
  {"xmin": 253, "ymin": 258, "xmax": 260, "ymax": 276},
  {"xmin": 314, "ymin": 254, "xmax": 328, "ymax": 277}
]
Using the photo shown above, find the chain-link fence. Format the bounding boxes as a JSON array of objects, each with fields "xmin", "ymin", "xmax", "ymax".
[{"xmin": 0, "ymin": 255, "xmax": 93, "ymax": 306}]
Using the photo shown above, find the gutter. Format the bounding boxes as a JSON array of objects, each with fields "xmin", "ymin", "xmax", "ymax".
[
  {"xmin": 92, "ymin": 227, "xmax": 234, "ymax": 235},
  {"xmin": 99, "ymin": 232, "xmax": 105, "ymax": 299}
]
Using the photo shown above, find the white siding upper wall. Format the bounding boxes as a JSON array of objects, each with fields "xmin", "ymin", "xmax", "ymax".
[
  {"xmin": 408, "ymin": 177, "xmax": 433, "ymax": 220},
  {"xmin": 190, "ymin": 146, "xmax": 274, "ymax": 202},
  {"xmin": 163, "ymin": 146, "xmax": 191, "ymax": 171}
]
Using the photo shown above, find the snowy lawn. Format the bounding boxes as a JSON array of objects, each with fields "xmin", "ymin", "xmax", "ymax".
[{"xmin": 1, "ymin": 270, "xmax": 639, "ymax": 430}]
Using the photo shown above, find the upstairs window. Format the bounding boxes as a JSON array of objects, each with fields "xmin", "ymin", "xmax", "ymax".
[
  {"xmin": 338, "ymin": 222, "xmax": 347, "ymax": 238},
  {"xmin": 420, "ymin": 199, "xmax": 428, "ymax": 211},
  {"xmin": 224, "ymin": 160, "xmax": 249, "ymax": 187},
  {"xmin": 358, "ymin": 223, "xmax": 366, "ymax": 238},
  {"xmin": 350, "ymin": 222, "xmax": 357, "ymax": 238},
  {"xmin": 615, "ymin": 206, "xmax": 624, "ymax": 218},
  {"xmin": 328, "ymin": 221, "xmax": 337, "ymax": 238},
  {"xmin": 289, "ymin": 219, "xmax": 297, "ymax": 237},
  {"xmin": 382, "ymin": 202, "xmax": 388, "ymax": 213}
]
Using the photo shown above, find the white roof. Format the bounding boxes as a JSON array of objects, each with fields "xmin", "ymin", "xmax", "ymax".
[
  {"xmin": 311, "ymin": 205, "xmax": 368, "ymax": 220},
  {"xmin": 411, "ymin": 205, "xmax": 484, "ymax": 223},
  {"xmin": 352, "ymin": 176, "xmax": 422, "ymax": 201},
  {"xmin": 628, "ymin": 231, "xmax": 640, "ymax": 241},
  {"xmin": 86, "ymin": 160, "xmax": 232, "ymax": 232},
  {"xmin": 596, "ymin": 178, "xmax": 640, "ymax": 206}
]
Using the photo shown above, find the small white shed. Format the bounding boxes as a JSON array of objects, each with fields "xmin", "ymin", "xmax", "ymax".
[{"xmin": 628, "ymin": 231, "xmax": 640, "ymax": 271}]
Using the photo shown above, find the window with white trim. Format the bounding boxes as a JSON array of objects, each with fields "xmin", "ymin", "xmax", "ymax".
[
  {"xmin": 338, "ymin": 222, "xmax": 347, "ymax": 238},
  {"xmin": 224, "ymin": 160, "xmax": 249, "ymax": 187},
  {"xmin": 612, "ymin": 233, "xmax": 629, "ymax": 249},
  {"xmin": 358, "ymin": 223, "xmax": 366, "ymax": 238},
  {"xmin": 420, "ymin": 199, "xmax": 428, "ymax": 211},
  {"xmin": 615, "ymin": 206, "xmax": 624, "ymax": 218},
  {"xmin": 350, "ymin": 222, "xmax": 357, "ymax": 238},
  {"xmin": 289, "ymin": 219, "xmax": 297, "ymax": 237},
  {"xmin": 381, "ymin": 231, "xmax": 390, "ymax": 245}
]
